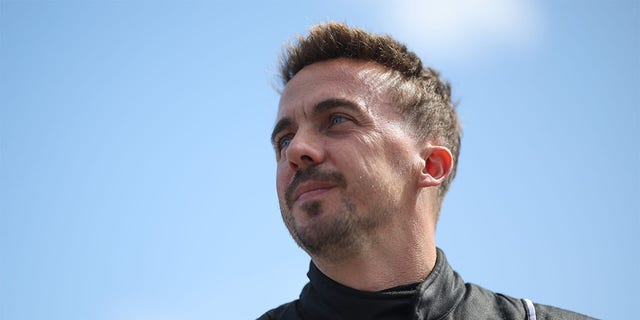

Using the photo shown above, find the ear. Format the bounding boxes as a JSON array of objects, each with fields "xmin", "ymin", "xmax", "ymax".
[{"xmin": 418, "ymin": 145, "xmax": 453, "ymax": 188}]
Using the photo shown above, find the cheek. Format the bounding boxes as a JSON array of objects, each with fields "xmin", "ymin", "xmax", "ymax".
[
  {"xmin": 275, "ymin": 162, "xmax": 290, "ymax": 197},
  {"xmin": 341, "ymin": 134, "xmax": 389, "ymax": 168}
]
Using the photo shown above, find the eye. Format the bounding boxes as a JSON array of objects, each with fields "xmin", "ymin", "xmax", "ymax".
[
  {"xmin": 329, "ymin": 114, "xmax": 350, "ymax": 126},
  {"xmin": 277, "ymin": 134, "xmax": 293, "ymax": 151}
]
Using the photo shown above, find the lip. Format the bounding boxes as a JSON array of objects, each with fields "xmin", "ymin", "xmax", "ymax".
[{"xmin": 292, "ymin": 181, "xmax": 336, "ymax": 203}]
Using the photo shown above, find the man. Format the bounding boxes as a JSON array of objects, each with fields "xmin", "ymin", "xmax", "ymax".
[{"xmin": 259, "ymin": 22, "xmax": 594, "ymax": 320}]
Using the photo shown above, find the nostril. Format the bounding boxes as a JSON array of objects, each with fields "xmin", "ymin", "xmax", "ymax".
[
  {"xmin": 288, "ymin": 159, "xmax": 300, "ymax": 170},
  {"xmin": 301, "ymin": 155, "xmax": 313, "ymax": 162}
]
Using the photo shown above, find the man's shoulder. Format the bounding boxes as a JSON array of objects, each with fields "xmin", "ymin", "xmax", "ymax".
[
  {"xmin": 457, "ymin": 282, "xmax": 595, "ymax": 320},
  {"xmin": 533, "ymin": 302, "xmax": 597, "ymax": 320},
  {"xmin": 256, "ymin": 300, "xmax": 300, "ymax": 320}
]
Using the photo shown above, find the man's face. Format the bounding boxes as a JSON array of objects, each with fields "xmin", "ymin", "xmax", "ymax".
[{"xmin": 272, "ymin": 59, "xmax": 422, "ymax": 261}]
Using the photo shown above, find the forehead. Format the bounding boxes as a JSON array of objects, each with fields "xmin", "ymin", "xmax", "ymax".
[{"xmin": 278, "ymin": 59, "xmax": 389, "ymax": 117}]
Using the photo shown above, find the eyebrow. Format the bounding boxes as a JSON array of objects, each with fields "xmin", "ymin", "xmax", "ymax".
[{"xmin": 270, "ymin": 98, "xmax": 360, "ymax": 146}]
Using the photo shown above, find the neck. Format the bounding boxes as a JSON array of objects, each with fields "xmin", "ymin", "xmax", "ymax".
[{"xmin": 311, "ymin": 217, "xmax": 437, "ymax": 292}]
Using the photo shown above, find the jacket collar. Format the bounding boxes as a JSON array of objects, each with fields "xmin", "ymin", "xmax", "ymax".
[
  {"xmin": 413, "ymin": 248, "xmax": 466, "ymax": 320},
  {"xmin": 298, "ymin": 248, "xmax": 466, "ymax": 320}
]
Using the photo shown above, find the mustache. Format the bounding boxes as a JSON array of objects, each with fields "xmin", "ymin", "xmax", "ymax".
[{"xmin": 285, "ymin": 166, "xmax": 346, "ymax": 208}]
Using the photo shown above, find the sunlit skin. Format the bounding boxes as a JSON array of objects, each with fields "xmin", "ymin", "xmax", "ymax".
[{"xmin": 272, "ymin": 58, "xmax": 453, "ymax": 291}]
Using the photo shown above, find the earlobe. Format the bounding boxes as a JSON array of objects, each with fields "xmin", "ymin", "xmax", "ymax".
[{"xmin": 418, "ymin": 146, "xmax": 453, "ymax": 188}]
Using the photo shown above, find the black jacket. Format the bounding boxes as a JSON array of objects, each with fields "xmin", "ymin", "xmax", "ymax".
[{"xmin": 258, "ymin": 249, "xmax": 595, "ymax": 320}]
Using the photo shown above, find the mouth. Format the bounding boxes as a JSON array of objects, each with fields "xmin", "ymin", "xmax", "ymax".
[
  {"xmin": 293, "ymin": 183, "xmax": 335, "ymax": 204},
  {"xmin": 284, "ymin": 167, "xmax": 346, "ymax": 209}
]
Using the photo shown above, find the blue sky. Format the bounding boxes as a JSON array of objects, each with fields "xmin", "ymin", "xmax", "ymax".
[{"xmin": 1, "ymin": 1, "xmax": 638, "ymax": 319}]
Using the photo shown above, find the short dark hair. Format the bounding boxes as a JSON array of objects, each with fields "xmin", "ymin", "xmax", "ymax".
[{"xmin": 279, "ymin": 22, "xmax": 461, "ymax": 208}]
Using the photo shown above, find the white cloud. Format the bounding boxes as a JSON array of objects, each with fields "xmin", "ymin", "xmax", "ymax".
[{"xmin": 380, "ymin": 0, "xmax": 542, "ymax": 59}]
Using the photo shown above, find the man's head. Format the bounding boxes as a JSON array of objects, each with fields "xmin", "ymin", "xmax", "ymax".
[
  {"xmin": 272, "ymin": 22, "xmax": 461, "ymax": 261},
  {"xmin": 280, "ymin": 22, "xmax": 461, "ymax": 200}
]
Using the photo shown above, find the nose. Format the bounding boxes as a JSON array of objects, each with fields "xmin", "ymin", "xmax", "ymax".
[{"xmin": 285, "ymin": 130, "xmax": 324, "ymax": 171}]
